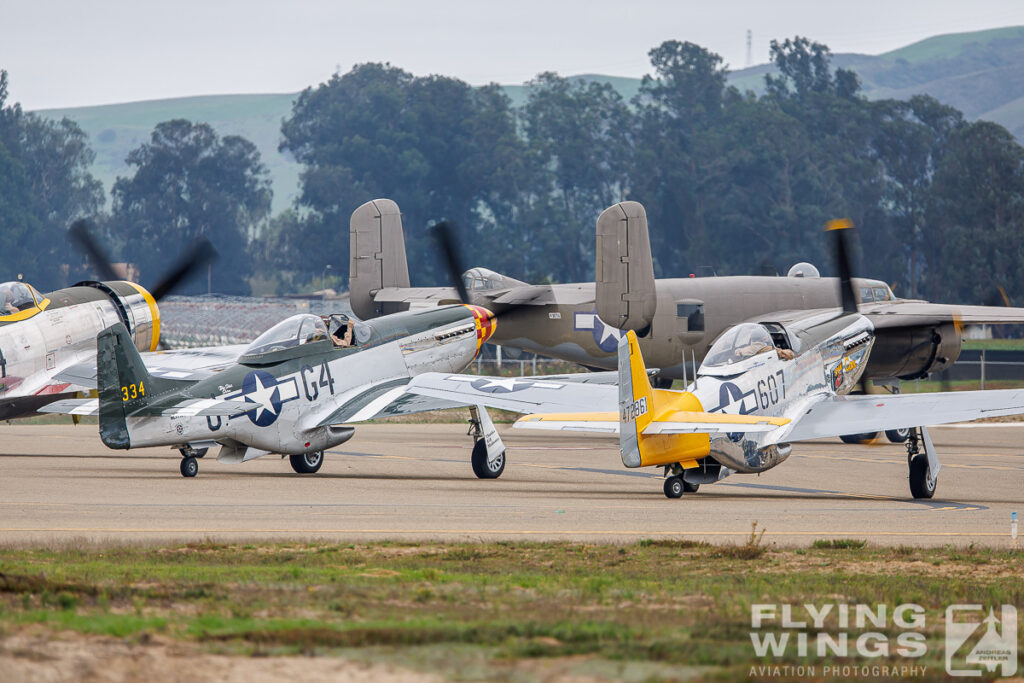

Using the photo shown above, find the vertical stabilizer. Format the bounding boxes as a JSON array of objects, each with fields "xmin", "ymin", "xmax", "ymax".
[
  {"xmin": 349, "ymin": 198, "xmax": 411, "ymax": 319},
  {"xmin": 96, "ymin": 323, "xmax": 181, "ymax": 449},
  {"xmin": 596, "ymin": 201, "xmax": 657, "ymax": 332},
  {"xmin": 618, "ymin": 331, "xmax": 653, "ymax": 467},
  {"xmin": 617, "ymin": 330, "xmax": 710, "ymax": 468}
]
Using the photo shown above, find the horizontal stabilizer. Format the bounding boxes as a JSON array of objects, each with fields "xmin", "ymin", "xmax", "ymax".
[
  {"xmin": 140, "ymin": 398, "xmax": 262, "ymax": 418},
  {"xmin": 39, "ymin": 399, "xmax": 100, "ymax": 416},
  {"xmin": 40, "ymin": 397, "xmax": 259, "ymax": 418}
]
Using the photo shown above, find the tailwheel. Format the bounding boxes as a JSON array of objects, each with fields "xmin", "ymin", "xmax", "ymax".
[
  {"xmin": 471, "ymin": 439, "xmax": 505, "ymax": 479},
  {"xmin": 289, "ymin": 451, "xmax": 324, "ymax": 474},
  {"xmin": 180, "ymin": 456, "xmax": 198, "ymax": 478},
  {"xmin": 664, "ymin": 476, "xmax": 684, "ymax": 499}
]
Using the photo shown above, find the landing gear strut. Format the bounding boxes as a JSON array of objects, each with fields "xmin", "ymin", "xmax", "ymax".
[
  {"xmin": 906, "ymin": 427, "xmax": 940, "ymax": 499},
  {"xmin": 468, "ymin": 405, "xmax": 505, "ymax": 479},
  {"xmin": 178, "ymin": 446, "xmax": 207, "ymax": 477}
]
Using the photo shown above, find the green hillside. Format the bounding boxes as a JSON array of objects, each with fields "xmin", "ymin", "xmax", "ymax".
[
  {"xmin": 37, "ymin": 93, "xmax": 300, "ymax": 212},
  {"xmin": 32, "ymin": 26, "xmax": 1024, "ymax": 214}
]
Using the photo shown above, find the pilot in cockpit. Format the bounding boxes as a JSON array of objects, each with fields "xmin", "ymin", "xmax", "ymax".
[
  {"xmin": 1, "ymin": 284, "xmax": 21, "ymax": 315},
  {"xmin": 325, "ymin": 314, "xmax": 354, "ymax": 347}
]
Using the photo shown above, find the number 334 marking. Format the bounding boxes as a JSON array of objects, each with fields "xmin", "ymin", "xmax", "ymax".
[{"xmin": 121, "ymin": 381, "xmax": 145, "ymax": 401}]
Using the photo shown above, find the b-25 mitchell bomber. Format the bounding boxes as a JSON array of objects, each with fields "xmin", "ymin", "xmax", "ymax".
[{"xmin": 350, "ymin": 199, "xmax": 1024, "ymax": 446}]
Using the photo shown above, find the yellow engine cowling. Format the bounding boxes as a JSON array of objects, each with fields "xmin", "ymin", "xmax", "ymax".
[{"xmin": 85, "ymin": 281, "xmax": 161, "ymax": 352}]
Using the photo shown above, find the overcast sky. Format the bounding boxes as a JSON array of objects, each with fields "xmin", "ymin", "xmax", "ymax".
[{"xmin": 5, "ymin": 0, "xmax": 1024, "ymax": 111}]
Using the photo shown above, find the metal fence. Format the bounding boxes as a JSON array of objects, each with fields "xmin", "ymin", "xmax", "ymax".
[{"xmin": 934, "ymin": 349, "xmax": 1024, "ymax": 388}]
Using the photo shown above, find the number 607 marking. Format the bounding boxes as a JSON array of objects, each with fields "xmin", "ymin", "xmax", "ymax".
[{"xmin": 756, "ymin": 371, "xmax": 785, "ymax": 410}]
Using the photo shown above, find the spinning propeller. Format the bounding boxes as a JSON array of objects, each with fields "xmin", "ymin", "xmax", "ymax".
[
  {"xmin": 430, "ymin": 221, "xmax": 472, "ymax": 306},
  {"xmin": 68, "ymin": 219, "xmax": 218, "ymax": 302},
  {"xmin": 826, "ymin": 218, "xmax": 859, "ymax": 315}
]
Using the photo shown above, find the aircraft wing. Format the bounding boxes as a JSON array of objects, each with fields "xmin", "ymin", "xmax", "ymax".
[
  {"xmin": 39, "ymin": 396, "xmax": 262, "ymax": 418},
  {"xmin": 770, "ymin": 389, "xmax": 1024, "ymax": 444},
  {"xmin": 370, "ymin": 283, "xmax": 585, "ymax": 309},
  {"xmin": 863, "ymin": 300, "xmax": 1024, "ymax": 328},
  {"xmin": 370, "ymin": 286, "xmax": 462, "ymax": 306},
  {"xmin": 514, "ymin": 411, "xmax": 788, "ymax": 434},
  {"xmin": 53, "ymin": 343, "xmax": 248, "ymax": 389},
  {"xmin": 314, "ymin": 377, "xmax": 466, "ymax": 425},
  {"xmin": 313, "ymin": 371, "xmax": 621, "ymax": 426},
  {"xmin": 403, "ymin": 372, "xmax": 618, "ymax": 414}
]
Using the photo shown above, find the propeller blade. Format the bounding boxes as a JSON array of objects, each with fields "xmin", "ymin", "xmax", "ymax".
[
  {"xmin": 429, "ymin": 221, "xmax": 470, "ymax": 304},
  {"xmin": 147, "ymin": 237, "xmax": 218, "ymax": 301},
  {"xmin": 68, "ymin": 220, "xmax": 120, "ymax": 282},
  {"xmin": 827, "ymin": 218, "xmax": 858, "ymax": 314}
]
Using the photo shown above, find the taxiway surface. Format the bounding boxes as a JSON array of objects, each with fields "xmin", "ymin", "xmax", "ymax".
[{"xmin": 0, "ymin": 423, "xmax": 1021, "ymax": 547}]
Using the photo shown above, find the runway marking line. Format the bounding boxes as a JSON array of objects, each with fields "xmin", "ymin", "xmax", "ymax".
[{"xmin": 0, "ymin": 528, "xmax": 1010, "ymax": 537}]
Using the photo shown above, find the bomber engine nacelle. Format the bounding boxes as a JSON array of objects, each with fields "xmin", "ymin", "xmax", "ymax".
[
  {"xmin": 596, "ymin": 201, "xmax": 656, "ymax": 333},
  {"xmin": 865, "ymin": 323, "xmax": 962, "ymax": 380},
  {"xmin": 72, "ymin": 280, "xmax": 161, "ymax": 352}
]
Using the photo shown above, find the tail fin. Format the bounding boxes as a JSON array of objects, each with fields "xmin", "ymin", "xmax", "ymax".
[
  {"xmin": 617, "ymin": 330, "xmax": 713, "ymax": 468},
  {"xmin": 618, "ymin": 330, "xmax": 654, "ymax": 467},
  {"xmin": 96, "ymin": 323, "xmax": 181, "ymax": 449},
  {"xmin": 349, "ymin": 198, "xmax": 411, "ymax": 319},
  {"xmin": 596, "ymin": 201, "xmax": 657, "ymax": 332}
]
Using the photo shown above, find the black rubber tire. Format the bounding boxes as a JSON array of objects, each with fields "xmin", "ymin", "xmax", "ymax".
[
  {"xmin": 682, "ymin": 480, "xmax": 700, "ymax": 493},
  {"xmin": 289, "ymin": 451, "xmax": 323, "ymax": 474},
  {"xmin": 180, "ymin": 456, "xmax": 198, "ymax": 478},
  {"xmin": 471, "ymin": 440, "xmax": 505, "ymax": 479},
  {"xmin": 193, "ymin": 448, "xmax": 208, "ymax": 459},
  {"xmin": 909, "ymin": 454, "xmax": 936, "ymax": 499},
  {"xmin": 839, "ymin": 432, "xmax": 879, "ymax": 444},
  {"xmin": 885, "ymin": 428, "xmax": 910, "ymax": 443},
  {"xmin": 664, "ymin": 476, "xmax": 684, "ymax": 499}
]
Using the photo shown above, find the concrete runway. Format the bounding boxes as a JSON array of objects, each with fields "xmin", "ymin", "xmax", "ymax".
[{"xmin": 0, "ymin": 422, "xmax": 1021, "ymax": 547}]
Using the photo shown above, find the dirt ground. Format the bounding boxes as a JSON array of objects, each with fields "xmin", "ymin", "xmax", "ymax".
[{"xmin": 0, "ymin": 630, "xmax": 442, "ymax": 683}]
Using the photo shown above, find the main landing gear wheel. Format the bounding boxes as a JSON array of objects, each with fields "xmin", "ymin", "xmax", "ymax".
[
  {"xmin": 471, "ymin": 439, "xmax": 505, "ymax": 479},
  {"xmin": 885, "ymin": 427, "xmax": 910, "ymax": 443},
  {"xmin": 289, "ymin": 451, "xmax": 324, "ymax": 474},
  {"xmin": 180, "ymin": 456, "xmax": 198, "ymax": 478},
  {"xmin": 683, "ymin": 480, "xmax": 700, "ymax": 493},
  {"xmin": 839, "ymin": 431, "xmax": 879, "ymax": 444},
  {"xmin": 908, "ymin": 453, "xmax": 936, "ymax": 499},
  {"xmin": 664, "ymin": 476, "xmax": 684, "ymax": 498}
]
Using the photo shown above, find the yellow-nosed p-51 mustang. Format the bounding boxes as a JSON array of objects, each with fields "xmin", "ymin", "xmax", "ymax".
[{"xmin": 396, "ymin": 226, "xmax": 1024, "ymax": 499}]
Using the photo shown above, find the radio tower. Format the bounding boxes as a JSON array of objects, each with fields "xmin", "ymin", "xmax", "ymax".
[{"xmin": 746, "ymin": 29, "xmax": 753, "ymax": 67}]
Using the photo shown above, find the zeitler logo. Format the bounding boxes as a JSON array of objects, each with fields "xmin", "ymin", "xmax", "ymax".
[
  {"xmin": 946, "ymin": 604, "xmax": 1017, "ymax": 677},
  {"xmin": 749, "ymin": 602, "xmax": 1019, "ymax": 679}
]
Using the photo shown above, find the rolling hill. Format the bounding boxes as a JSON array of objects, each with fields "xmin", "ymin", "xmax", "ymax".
[{"xmin": 33, "ymin": 26, "xmax": 1024, "ymax": 213}]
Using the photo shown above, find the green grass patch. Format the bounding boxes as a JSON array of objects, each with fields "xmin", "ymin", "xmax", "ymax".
[{"xmin": 0, "ymin": 540, "xmax": 1020, "ymax": 677}]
